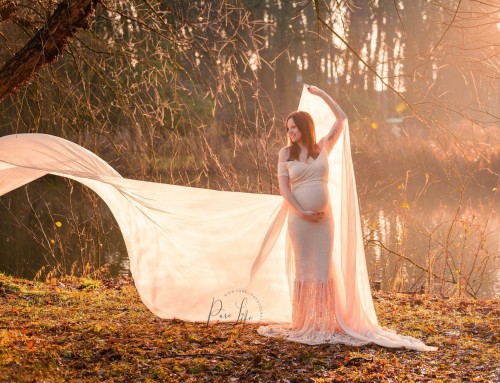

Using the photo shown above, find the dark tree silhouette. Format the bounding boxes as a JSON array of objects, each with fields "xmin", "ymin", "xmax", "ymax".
[{"xmin": 0, "ymin": 0, "xmax": 100, "ymax": 100}]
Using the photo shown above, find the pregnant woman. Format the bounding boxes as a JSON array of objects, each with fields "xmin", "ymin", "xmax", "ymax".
[
  {"xmin": 257, "ymin": 85, "xmax": 436, "ymax": 350},
  {"xmin": 257, "ymin": 84, "xmax": 350, "ymax": 344}
]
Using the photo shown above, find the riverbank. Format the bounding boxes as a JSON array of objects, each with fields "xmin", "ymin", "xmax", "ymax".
[{"xmin": 0, "ymin": 274, "xmax": 498, "ymax": 382}]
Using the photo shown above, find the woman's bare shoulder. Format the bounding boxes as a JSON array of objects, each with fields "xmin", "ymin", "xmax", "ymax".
[
  {"xmin": 278, "ymin": 146, "xmax": 290, "ymax": 161},
  {"xmin": 279, "ymin": 146, "xmax": 290, "ymax": 154}
]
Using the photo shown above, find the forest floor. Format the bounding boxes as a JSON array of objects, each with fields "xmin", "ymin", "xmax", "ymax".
[{"xmin": 0, "ymin": 274, "xmax": 498, "ymax": 383}]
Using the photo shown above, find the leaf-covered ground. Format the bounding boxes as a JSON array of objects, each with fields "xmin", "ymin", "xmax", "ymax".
[{"xmin": 0, "ymin": 274, "xmax": 498, "ymax": 383}]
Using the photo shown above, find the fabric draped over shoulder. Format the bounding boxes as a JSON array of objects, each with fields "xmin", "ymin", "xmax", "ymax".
[
  {"xmin": 277, "ymin": 161, "xmax": 289, "ymax": 177},
  {"xmin": 0, "ymin": 86, "xmax": 436, "ymax": 351}
]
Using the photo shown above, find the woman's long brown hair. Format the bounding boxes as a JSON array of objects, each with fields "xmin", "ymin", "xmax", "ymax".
[{"xmin": 286, "ymin": 111, "xmax": 319, "ymax": 161}]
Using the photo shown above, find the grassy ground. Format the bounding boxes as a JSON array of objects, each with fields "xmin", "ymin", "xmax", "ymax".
[{"xmin": 0, "ymin": 274, "xmax": 498, "ymax": 382}]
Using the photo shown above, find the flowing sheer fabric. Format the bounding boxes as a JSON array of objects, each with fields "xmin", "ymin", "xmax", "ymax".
[{"xmin": 0, "ymin": 87, "xmax": 436, "ymax": 351}]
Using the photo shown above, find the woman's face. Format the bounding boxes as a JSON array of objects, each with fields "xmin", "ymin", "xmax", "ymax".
[{"xmin": 287, "ymin": 118, "xmax": 302, "ymax": 144}]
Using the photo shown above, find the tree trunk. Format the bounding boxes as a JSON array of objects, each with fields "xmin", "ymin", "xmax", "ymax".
[{"xmin": 0, "ymin": 0, "xmax": 99, "ymax": 100}]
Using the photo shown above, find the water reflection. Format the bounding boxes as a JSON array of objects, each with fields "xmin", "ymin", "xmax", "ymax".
[
  {"xmin": 107, "ymin": 251, "xmax": 131, "ymax": 278},
  {"xmin": 362, "ymin": 203, "xmax": 499, "ymax": 299}
]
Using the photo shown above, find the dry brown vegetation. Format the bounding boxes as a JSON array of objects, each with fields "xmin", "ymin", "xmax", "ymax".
[{"xmin": 0, "ymin": 274, "xmax": 498, "ymax": 382}]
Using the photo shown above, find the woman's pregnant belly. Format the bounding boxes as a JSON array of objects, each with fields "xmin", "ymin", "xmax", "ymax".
[{"xmin": 292, "ymin": 182, "xmax": 330, "ymax": 212}]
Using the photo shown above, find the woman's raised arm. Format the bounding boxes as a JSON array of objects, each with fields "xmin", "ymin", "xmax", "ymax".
[{"xmin": 306, "ymin": 84, "xmax": 347, "ymax": 153}]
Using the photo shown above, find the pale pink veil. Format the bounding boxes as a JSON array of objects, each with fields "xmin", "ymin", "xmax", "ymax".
[{"xmin": 0, "ymin": 129, "xmax": 292, "ymax": 322}]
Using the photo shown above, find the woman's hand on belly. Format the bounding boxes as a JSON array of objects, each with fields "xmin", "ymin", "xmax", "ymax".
[{"xmin": 301, "ymin": 210, "xmax": 325, "ymax": 222}]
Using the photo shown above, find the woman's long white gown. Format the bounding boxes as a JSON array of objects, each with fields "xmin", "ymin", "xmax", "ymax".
[
  {"xmin": 257, "ymin": 145, "xmax": 364, "ymax": 345},
  {"xmin": 0, "ymin": 86, "xmax": 437, "ymax": 351}
]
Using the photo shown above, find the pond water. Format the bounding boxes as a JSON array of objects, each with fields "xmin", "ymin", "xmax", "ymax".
[{"xmin": 361, "ymin": 202, "xmax": 499, "ymax": 299}]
